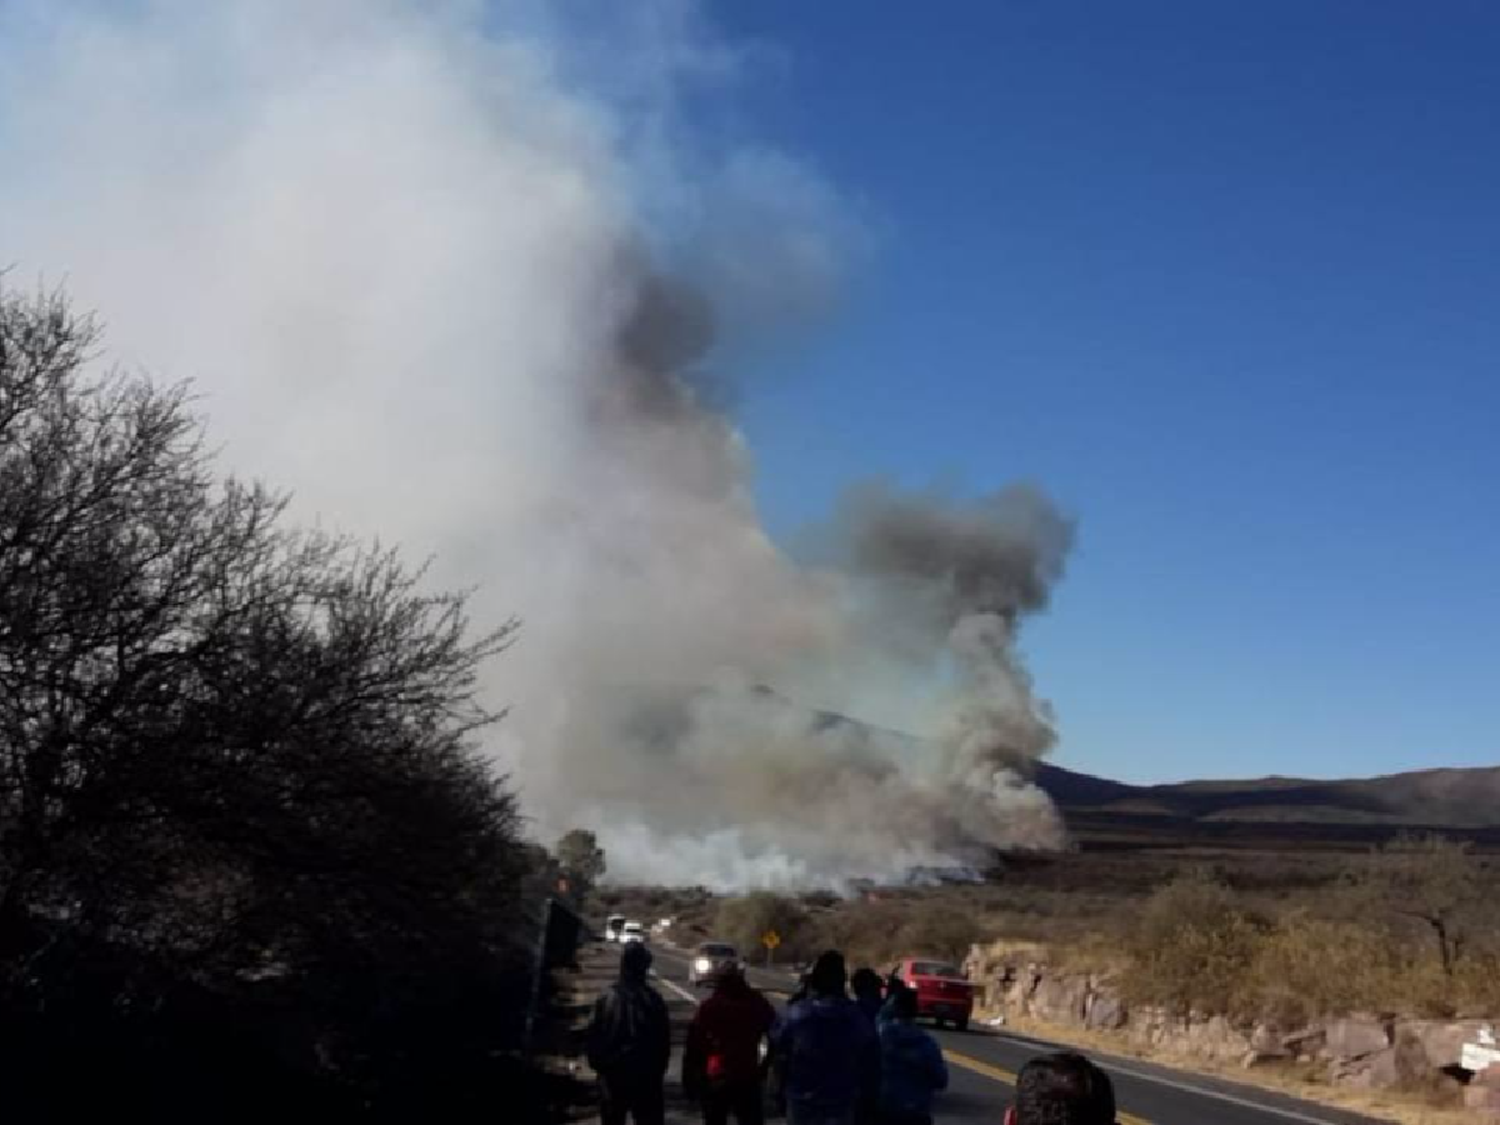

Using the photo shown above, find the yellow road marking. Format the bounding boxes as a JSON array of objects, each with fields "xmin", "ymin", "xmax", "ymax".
[{"xmin": 942, "ymin": 1048, "xmax": 1151, "ymax": 1125}]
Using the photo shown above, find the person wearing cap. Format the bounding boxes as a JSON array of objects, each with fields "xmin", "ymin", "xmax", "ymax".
[
  {"xmin": 682, "ymin": 963, "xmax": 777, "ymax": 1125},
  {"xmin": 1005, "ymin": 1052, "xmax": 1118, "ymax": 1125},
  {"xmin": 587, "ymin": 943, "xmax": 672, "ymax": 1125},
  {"xmin": 769, "ymin": 950, "xmax": 878, "ymax": 1125}
]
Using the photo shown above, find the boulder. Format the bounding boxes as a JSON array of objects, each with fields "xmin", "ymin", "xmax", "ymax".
[
  {"xmin": 1005, "ymin": 964, "xmax": 1042, "ymax": 1009},
  {"xmin": 1397, "ymin": 1018, "xmax": 1492, "ymax": 1070},
  {"xmin": 1031, "ymin": 974, "xmax": 1089, "ymax": 1025},
  {"xmin": 1465, "ymin": 1084, "xmax": 1500, "ymax": 1111},
  {"xmin": 1377, "ymin": 1033, "xmax": 1430, "ymax": 1089},
  {"xmin": 1249, "ymin": 1022, "xmax": 1290, "ymax": 1057},
  {"xmin": 1198, "ymin": 1015, "xmax": 1254, "ymax": 1062},
  {"xmin": 1332, "ymin": 1033, "xmax": 1429, "ymax": 1090},
  {"xmin": 1324, "ymin": 1016, "xmax": 1390, "ymax": 1061},
  {"xmin": 1086, "ymin": 993, "xmax": 1127, "ymax": 1032},
  {"xmin": 1143, "ymin": 1013, "xmax": 1255, "ymax": 1063},
  {"xmin": 1280, "ymin": 1026, "xmax": 1326, "ymax": 1056}
]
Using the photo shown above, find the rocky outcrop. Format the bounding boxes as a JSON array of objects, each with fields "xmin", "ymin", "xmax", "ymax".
[
  {"xmin": 1329, "ymin": 1026, "xmax": 1430, "ymax": 1090},
  {"xmin": 1406, "ymin": 1019, "xmax": 1496, "ymax": 1070},
  {"xmin": 1031, "ymin": 974, "xmax": 1089, "ymax": 1025},
  {"xmin": 967, "ymin": 941, "xmax": 1496, "ymax": 1101},
  {"xmin": 1465, "ymin": 1065, "xmax": 1500, "ymax": 1120},
  {"xmin": 1085, "ymin": 993, "xmax": 1127, "ymax": 1032},
  {"xmin": 1324, "ymin": 1016, "xmax": 1391, "ymax": 1061}
]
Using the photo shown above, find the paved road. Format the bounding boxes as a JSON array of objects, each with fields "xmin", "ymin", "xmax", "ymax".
[{"xmin": 641, "ymin": 941, "xmax": 1390, "ymax": 1125}]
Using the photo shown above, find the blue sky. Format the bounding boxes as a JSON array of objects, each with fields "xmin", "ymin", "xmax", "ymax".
[{"xmin": 698, "ymin": 2, "xmax": 1499, "ymax": 783}]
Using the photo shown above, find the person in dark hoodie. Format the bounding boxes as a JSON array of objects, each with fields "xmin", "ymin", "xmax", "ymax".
[
  {"xmin": 874, "ymin": 986, "xmax": 947, "ymax": 1125},
  {"xmin": 682, "ymin": 964, "xmax": 777, "ymax": 1125},
  {"xmin": 848, "ymin": 968, "xmax": 885, "ymax": 1125},
  {"xmin": 770, "ymin": 950, "xmax": 878, "ymax": 1125},
  {"xmin": 850, "ymin": 968, "xmax": 885, "ymax": 1026},
  {"xmin": 587, "ymin": 943, "xmax": 672, "ymax": 1125}
]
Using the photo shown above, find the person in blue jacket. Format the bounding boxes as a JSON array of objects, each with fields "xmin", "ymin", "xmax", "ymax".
[
  {"xmin": 770, "ymin": 950, "xmax": 878, "ymax": 1125},
  {"xmin": 875, "ymin": 986, "xmax": 948, "ymax": 1125}
]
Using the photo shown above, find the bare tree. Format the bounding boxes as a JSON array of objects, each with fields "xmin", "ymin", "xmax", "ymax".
[
  {"xmin": 1362, "ymin": 832, "xmax": 1488, "ymax": 977},
  {"xmin": 0, "ymin": 286, "xmax": 529, "ymax": 1116}
]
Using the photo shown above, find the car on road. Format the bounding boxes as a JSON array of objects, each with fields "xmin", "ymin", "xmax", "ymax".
[
  {"xmin": 688, "ymin": 941, "xmax": 743, "ymax": 988},
  {"xmin": 619, "ymin": 921, "xmax": 646, "ymax": 945},
  {"xmin": 604, "ymin": 914, "xmax": 627, "ymax": 943},
  {"xmin": 890, "ymin": 956, "xmax": 975, "ymax": 1031}
]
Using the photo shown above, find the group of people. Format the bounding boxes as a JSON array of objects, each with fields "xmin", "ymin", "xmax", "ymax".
[{"xmin": 585, "ymin": 943, "xmax": 1118, "ymax": 1125}]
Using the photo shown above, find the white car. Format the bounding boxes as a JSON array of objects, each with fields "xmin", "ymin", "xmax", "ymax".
[
  {"xmin": 604, "ymin": 914, "xmax": 627, "ymax": 943},
  {"xmin": 688, "ymin": 942, "xmax": 742, "ymax": 988},
  {"xmin": 620, "ymin": 921, "xmax": 646, "ymax": 945}
]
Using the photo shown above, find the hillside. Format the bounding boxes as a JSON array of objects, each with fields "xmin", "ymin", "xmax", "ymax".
[
  {"xmin": 744, "ymin": 686, "xmax": 1499, "ymax": 838},
  {"xmin": 1034, "ymin": 761, "xmax": 1500, "ymax": 830}
]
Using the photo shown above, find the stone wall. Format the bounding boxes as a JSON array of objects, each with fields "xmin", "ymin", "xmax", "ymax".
[{"xmin": 967, "ymin": 942, "xmax": 1493, "ymax": 1095}]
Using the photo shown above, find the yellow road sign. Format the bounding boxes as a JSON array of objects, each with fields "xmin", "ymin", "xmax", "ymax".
[{"xmin": 761, "ymin": 930, "xmax": 781, "ymax": 949}]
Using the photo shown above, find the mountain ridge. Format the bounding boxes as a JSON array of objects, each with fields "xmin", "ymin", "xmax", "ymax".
[
  {"xmin": 1032, "ymin": 760, "xmax": 1500, "ymax": 828},
  {"xmin": 742, "ymin": 686, "xmax": 1499, "ymax": 831}
]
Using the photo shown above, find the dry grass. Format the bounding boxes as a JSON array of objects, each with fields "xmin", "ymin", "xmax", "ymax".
[
  {"xmin": 603, "ymin": 840, "xmax": 1500, "ymax": 1019},
  {"xmin": 1112, "ymin": 869, "xmax": 1500, "ymax": 1022}
]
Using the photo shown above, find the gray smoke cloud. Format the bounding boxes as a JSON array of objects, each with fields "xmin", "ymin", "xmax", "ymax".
[
  {"xmin": 840, "ymin": 482, "xmax": 1073, "ymax": 774},
  {"xmin": 0, "ymin": 0, "xmax": 1072, "ymax": 889}
]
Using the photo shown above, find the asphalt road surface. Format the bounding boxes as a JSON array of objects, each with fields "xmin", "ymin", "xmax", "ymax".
[{"xmin": 640, "ymin": 941, "xmax": 1391, "ymax": 1125}]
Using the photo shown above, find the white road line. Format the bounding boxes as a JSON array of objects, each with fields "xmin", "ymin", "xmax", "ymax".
[
  {"xmin": 655, "ymin": 973, "xmax": 700, "ymax": 1005},
  {"xmin": 990, "ymin": 1033, "xmax": 1346, "ymax": 1125}
]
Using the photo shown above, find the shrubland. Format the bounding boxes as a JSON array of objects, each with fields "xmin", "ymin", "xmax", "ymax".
[
  {"xmin": 608, "ymin": 833, "xmax": 1500, "ymax": 1021},
  {"xmin": 0, "ymin": 289, "xmax": 540, "ymax": 1120}
]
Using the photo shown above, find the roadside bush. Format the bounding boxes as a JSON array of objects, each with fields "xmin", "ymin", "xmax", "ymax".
[
  {"xmin": 1121, "ymin": 868, "xmax": 1500, "ymax": 1022},
  {"xmin": 716, "ymin": 892, "xmax": 814, "ymax": 964},
  {"xmin": 1247, "ymin": 915, "xmax": 1410, "ymax": 1024},
  {"xmin": 808, "ymin": 895, "xmax": 984, "ymax": 972},
  {"xmin": 1121, "ymin": 871, "xmax": 1266, "ymax": 1016},
  {"xmin": 894, "ymin": 908, "xmax": 983, "ymax": 965},
  {"xmin": 1452, "ymin": 949, "xmax": 1500, "ymax": 1016}
]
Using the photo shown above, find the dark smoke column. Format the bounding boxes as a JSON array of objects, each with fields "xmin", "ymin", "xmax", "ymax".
[{"xmin": 841, "ymin": 481, "xmax": 1074, "ymax": 831}]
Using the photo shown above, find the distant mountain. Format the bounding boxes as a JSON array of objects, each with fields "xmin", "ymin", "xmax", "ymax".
[
  {"xmin": 1033, "ymin": 761, "xmax": 1500, "ymax": 829},
  {"xmin": 733, "ymin": 686, "xmax": 1500, "ymax": 836}
]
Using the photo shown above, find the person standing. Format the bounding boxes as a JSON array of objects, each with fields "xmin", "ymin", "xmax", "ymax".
[
  {"xmin": 587, "ymin": 943, "xmax": 671, "ymax": 1125},
  {"xmin": 850, "ymin": 968, "xmax": 885, "ymax": 1025},
  {"xmin": 682, "ymin": 964, "xmax": 777, "ymax": 1125},
  {"xmin": 770, "ymin": 950, "xmax": 878, "ymax": 1125},
  {"xmin": 874, "ymin": 987, "xmax": 947, "ymax": 1125},
  {"xmin": 849, "ymin": 968, "xmax": 885, "ymax": 1125}
]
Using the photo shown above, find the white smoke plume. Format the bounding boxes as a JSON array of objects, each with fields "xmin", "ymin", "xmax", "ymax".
[{"xmin": 0, "ymin": 0, "xmax": 1073, "ymax": 889}]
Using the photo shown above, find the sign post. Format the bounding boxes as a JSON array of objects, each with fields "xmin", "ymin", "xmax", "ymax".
[{"xmin": 761, "ymin": 929, "xmax": 781, "ymax": 968}]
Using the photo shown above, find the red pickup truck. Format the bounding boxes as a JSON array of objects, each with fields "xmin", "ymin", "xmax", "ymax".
[{"xmin": 891, "ymin": 957, "xmax": 975, "ymax": 1031}]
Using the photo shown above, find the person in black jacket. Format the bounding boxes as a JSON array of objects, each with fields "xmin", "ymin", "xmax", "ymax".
[{"xmin": 587, "ymin": 944, "xmax": 672, "ymax": 1125}]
